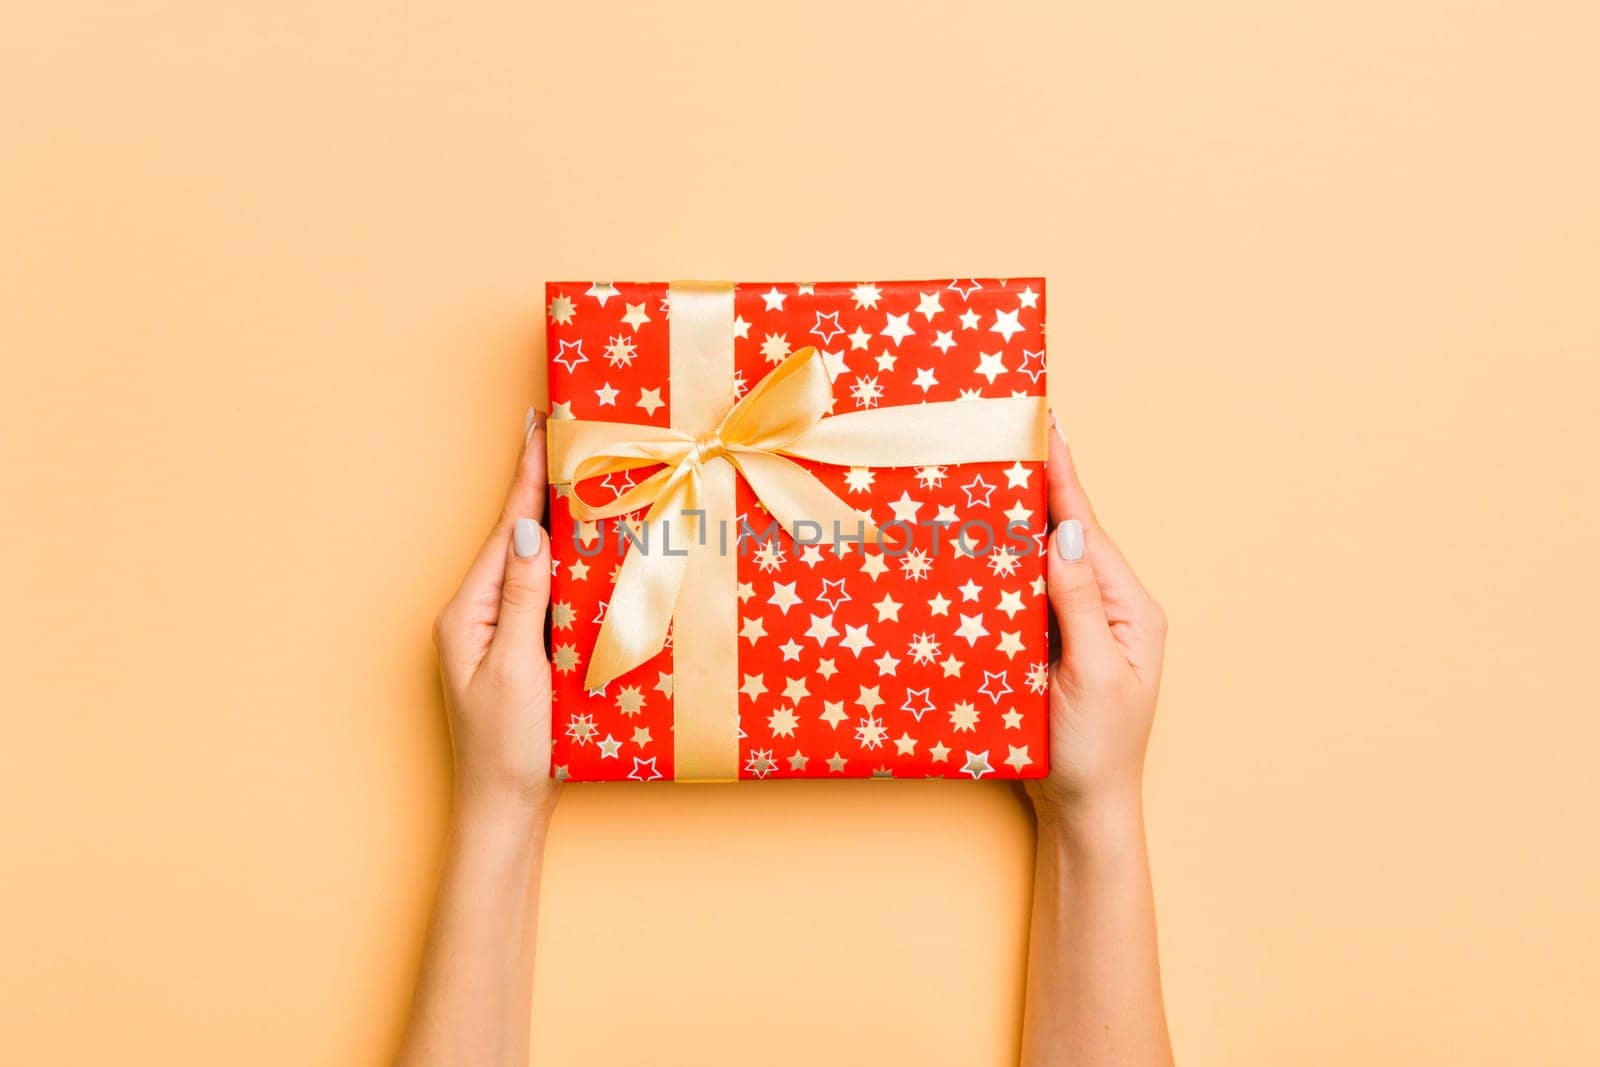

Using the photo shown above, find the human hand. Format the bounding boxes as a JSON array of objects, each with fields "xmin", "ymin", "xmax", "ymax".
[
  {"xmin": 1028, "ymin": 419, "xmax": 1167, "ymax": 832},
  {"xmin": 432, "ymin": 410, "xmax": 559, "ymax": 824}
]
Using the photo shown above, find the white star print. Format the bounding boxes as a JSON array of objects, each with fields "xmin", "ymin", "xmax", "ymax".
[
  {"xmin": 961, "ymin": 475, "xmax": 996, "ymax": 507},
  {"xmin": 761, "ymin": 286, "xmax": 787, "ymax": 311},
  {"xmin": 805, "ymin": 613, "xmax": 838, "ymax": 645},
  {"xmin": 912, "ymin": 367, "xmax": 938, "ymax": 392},
  {"xmin": 627, "ymin": 756, "xmax": 663, "ymax": 781},
  {"xmin": 990, "ymin": 307, "xmax": 1024, "ymax": 342},
  {"xmin": 915, "ymin": 291, "xmax": 943, "ymax": 320},
  {"xmin": 900, "ymin": 688, "xmax": 935, "ymax": 722},
  {"xmin": 976, "ymin": 350, "xmax": 1008, "ymax": 383},
  {"xmin": 954, "ymin": 613, "xmax": 990, "ymax": 645},
  {"xmin": 978, "ymin": 669, "xmax": 1013, "ymax": 702},
  {"xmin": 887, "ymin": 491, "xmax": 922, "ymax": 523},
  {"xmin": 552, "ymin": 339, "xmax": 587, "ymax": 372},
  {"xmin": 769, "ymin": 581, "xmax": 801, "ymax": 614},
  {"xmin": 880, "ymin": 312, "xmax": 914, "ymax": 345},
  {"xmin": 812, "ymin": 311, "xmax": 844, "ymax": 342},
  {"xmin": 851, "ymin": 283, "xmax": 882, "ymax": 308},
  {"xmin": 637, "ymin": 388, "xmax": 664, "ymax": 416}
]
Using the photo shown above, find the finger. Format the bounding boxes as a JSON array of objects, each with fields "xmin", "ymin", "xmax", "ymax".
[
  {"xmin": 1046, "ymin": 413, "xmax": 1099, "ymax": 528},
  {"xmin": 1045, "ymin": 417, "xmax": 1162, "ymax": 660},
  {"xmin": 435, "ymin": 410, "xmax": 546, "ymax": 671},
  {"xmin": 451, "ymin": 410, "xmax": 548, "ymax": 622},
  {"xmin": 491, "ymin": 517, "xmax": 550, "ymax": 661},
  {"xmin": 1047, "ymin": 519, "xmax": 1120, "ymax": 674}
]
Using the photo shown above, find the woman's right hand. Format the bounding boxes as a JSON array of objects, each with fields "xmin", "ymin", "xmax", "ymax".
[{"xmin": 1027, "ymin": 419, "xmax": 1167, "ymax": 830}]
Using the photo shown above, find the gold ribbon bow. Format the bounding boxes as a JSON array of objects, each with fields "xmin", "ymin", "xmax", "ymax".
[{"xmin": 548, "ymin": 282, "xmax": 1047, "ymax": 780}]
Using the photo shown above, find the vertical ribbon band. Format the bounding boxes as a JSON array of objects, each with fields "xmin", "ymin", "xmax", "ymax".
[{"xmin": 666, "ymin": 282, "xmax": 740, "ymax": 782}]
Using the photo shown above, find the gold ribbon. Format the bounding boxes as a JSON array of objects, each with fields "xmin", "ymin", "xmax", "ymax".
[{"xmin": 548, "ymin": 281, "xmax": 1048, "ymax": 780}]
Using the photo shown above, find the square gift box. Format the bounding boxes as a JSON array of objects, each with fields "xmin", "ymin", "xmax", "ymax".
[{"xmin": 544, "ymin": 279, "xmax": 1050, "ymax": 782}]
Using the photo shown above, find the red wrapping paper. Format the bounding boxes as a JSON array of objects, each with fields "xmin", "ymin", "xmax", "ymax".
[{"xmin": 545, "ymin": 279, "xmax": 1049, "ymax": 781}]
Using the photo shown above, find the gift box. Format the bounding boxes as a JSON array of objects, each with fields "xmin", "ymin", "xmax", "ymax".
[{"xmin": 544, "ymin": 279, "xmax": 1049, "ymax": 782}]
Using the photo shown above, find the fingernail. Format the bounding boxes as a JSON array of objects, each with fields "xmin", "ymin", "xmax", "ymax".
[
  {"xmin": 514, "ymin": 518, "xmax": 543, "ymax": 558},
  {"xmin": 523, "ymin": 407, "xmax": 542, "ymax": 441},
  {"xmin": 1055, "ymin": 519, "xmax": 1084, "ymax": 561}
]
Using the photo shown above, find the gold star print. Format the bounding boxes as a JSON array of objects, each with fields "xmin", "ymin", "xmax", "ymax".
[
  {"xmin": 740, "ymin": 617, "xmax": 768, "ymax": 643},
  {"xmin": 1002, "ymin": 708, "xmax": 1024, "ymax": 730},
  {"xmin": 768, "ymin": 706, "xmax": 799, "ymax": 737},
  {"xmin": 996, "ymin": 590, "xmax": 1026, "ymax": 619},
  {"xmin": 568, "ymin": 559, "xmax": 590, "ymax": 582},
  {"xmin": 997, "ymin": 631, "xmax": 1025, "ymax": 658},
  {"xmin": 787, "ymin": 751, "xmax": 809, "ymax": 772},
  {"xmin": 826, "ymin": 753, "xmax": 848, "ymax": 773},
  {"xmin": 739, "ymin": 673, "xmax": 768, "ymax": 700},
  {"xmin": 654, "ymin": 671, "xmax": 674, "ymax": 697},
  {"xmin": 856, "ymin": 685, "xmax": 885, "ymax": 714},
  {"xmin": 550, "ymin": 401, "xmax": 574, "ymax": 421},
  {"xmin": 782, "ymin": 676, "xmax": 809, "ymax": 703},
  {"xmin": 631, "ymin": 727, "xmax": 653, "ymax": 747},
  {"xmin": 621, "ymin": 301, "xmax": 651, "ymax": 331},
  {"xmin": 816, "ymin": 658, "xmax": 839, "ymax": 679},
  {"xmin": 819, "ymin": 701, "xmax": 847, "ymax": 728},
  {"xmin": 616, "ymin": 686, "xmax": 645, "ymax": 716},
  {"xmin": 873, "ymin": 651, "xmax": 900, "ymax": 676},
  {"xmin": 949, "ymin": 701, "xmax": 980, "ymax": 732},
  {"xmin": 637, "ymin": 388, "xmax": 664, "ymax": 416},
  {"xmin": 552, "ymin": 644, "xmax": 580, "ymax": 673},
  {"xmin": 1003, "ymin": 746, "xmax": 1032, "ymax": 773},
  {"xmin": 929, "ymin": 742, "xmax": 952, "ymax": 762},
  {"xmin": 962, "ymin": 750, "xmax": 995, "ymax": 779},
  {"xmin": 551, "ymin": 601, "xmax": 576, "ymax": 629},
  {"xmin": 894, "ymin": 733, "xmax": 918, "ymax": 756},
  {"xmin": 548, "ymin": 294, "xmax": 576, "ymax": 324},
  {"xmin": 940, "ymin": 654, "xmax": 964, "ymax": 677},
  {"xmin": 597, "ymin": 734, "xmax": 622, "ymax": 758}
]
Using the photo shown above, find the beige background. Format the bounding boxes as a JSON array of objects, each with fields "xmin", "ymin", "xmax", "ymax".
[{"xmin": 3, "ymin": 1, "xmax": 1597, "ymax": 1063}]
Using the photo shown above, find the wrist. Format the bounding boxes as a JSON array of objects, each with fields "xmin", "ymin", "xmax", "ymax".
[
  {"xmin": 451, "ymin": 780, "xmax": 557, "ymax": 844},
  {"xmin": 1031, "ymin": 784, "xmax": 1146, "ymax": 855}
]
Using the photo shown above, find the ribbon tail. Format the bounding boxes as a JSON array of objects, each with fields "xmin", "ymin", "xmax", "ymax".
[
  {"xmin": 581, "ymin": 475, "xmax": 700, "ymax": 691},
  {"xmin": 729, "ymin": 451, "xmax": 879, "ymax": 545}
]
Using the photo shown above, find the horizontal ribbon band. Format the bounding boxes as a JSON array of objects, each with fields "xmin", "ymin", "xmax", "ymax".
[{"xmin": 548, "ymin": 343, "xmax": 1048, "ymax": 694}]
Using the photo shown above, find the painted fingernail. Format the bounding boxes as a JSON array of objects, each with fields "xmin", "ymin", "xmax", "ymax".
[
  {"xmin": 523, "ymin": 407, "xmax": 542, "ymax": 441},
  {"xmin": 514, "ymin": 518, "xmax": 543, "ymax": 558},
  {"xmin": 1055, "ymin": 519, "xmax": 1084, "ymax": 561}
]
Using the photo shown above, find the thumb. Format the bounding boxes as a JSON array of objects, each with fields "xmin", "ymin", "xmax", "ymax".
[
  {"xmin": 493, "ymin": 517, "xmax": 550, "ymax": 660},
  {"xmin": 1048, "ymin": 519, "xmax": 1118, "ymax": 673}
]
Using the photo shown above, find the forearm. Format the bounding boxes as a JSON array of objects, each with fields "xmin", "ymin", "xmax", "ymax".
[
  {"xmin": 1021, "ymin": 795, "xmax": 1173, "ymax": 1067},
  {"xmin": 397, "ymin": 791, "xmax": 552, "ymax": 1067}
]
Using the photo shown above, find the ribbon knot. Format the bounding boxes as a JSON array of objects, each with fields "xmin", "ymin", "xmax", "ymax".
[{"xmin": 687, "ymin": 430, "xmax": 727, "ymax": 468}]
